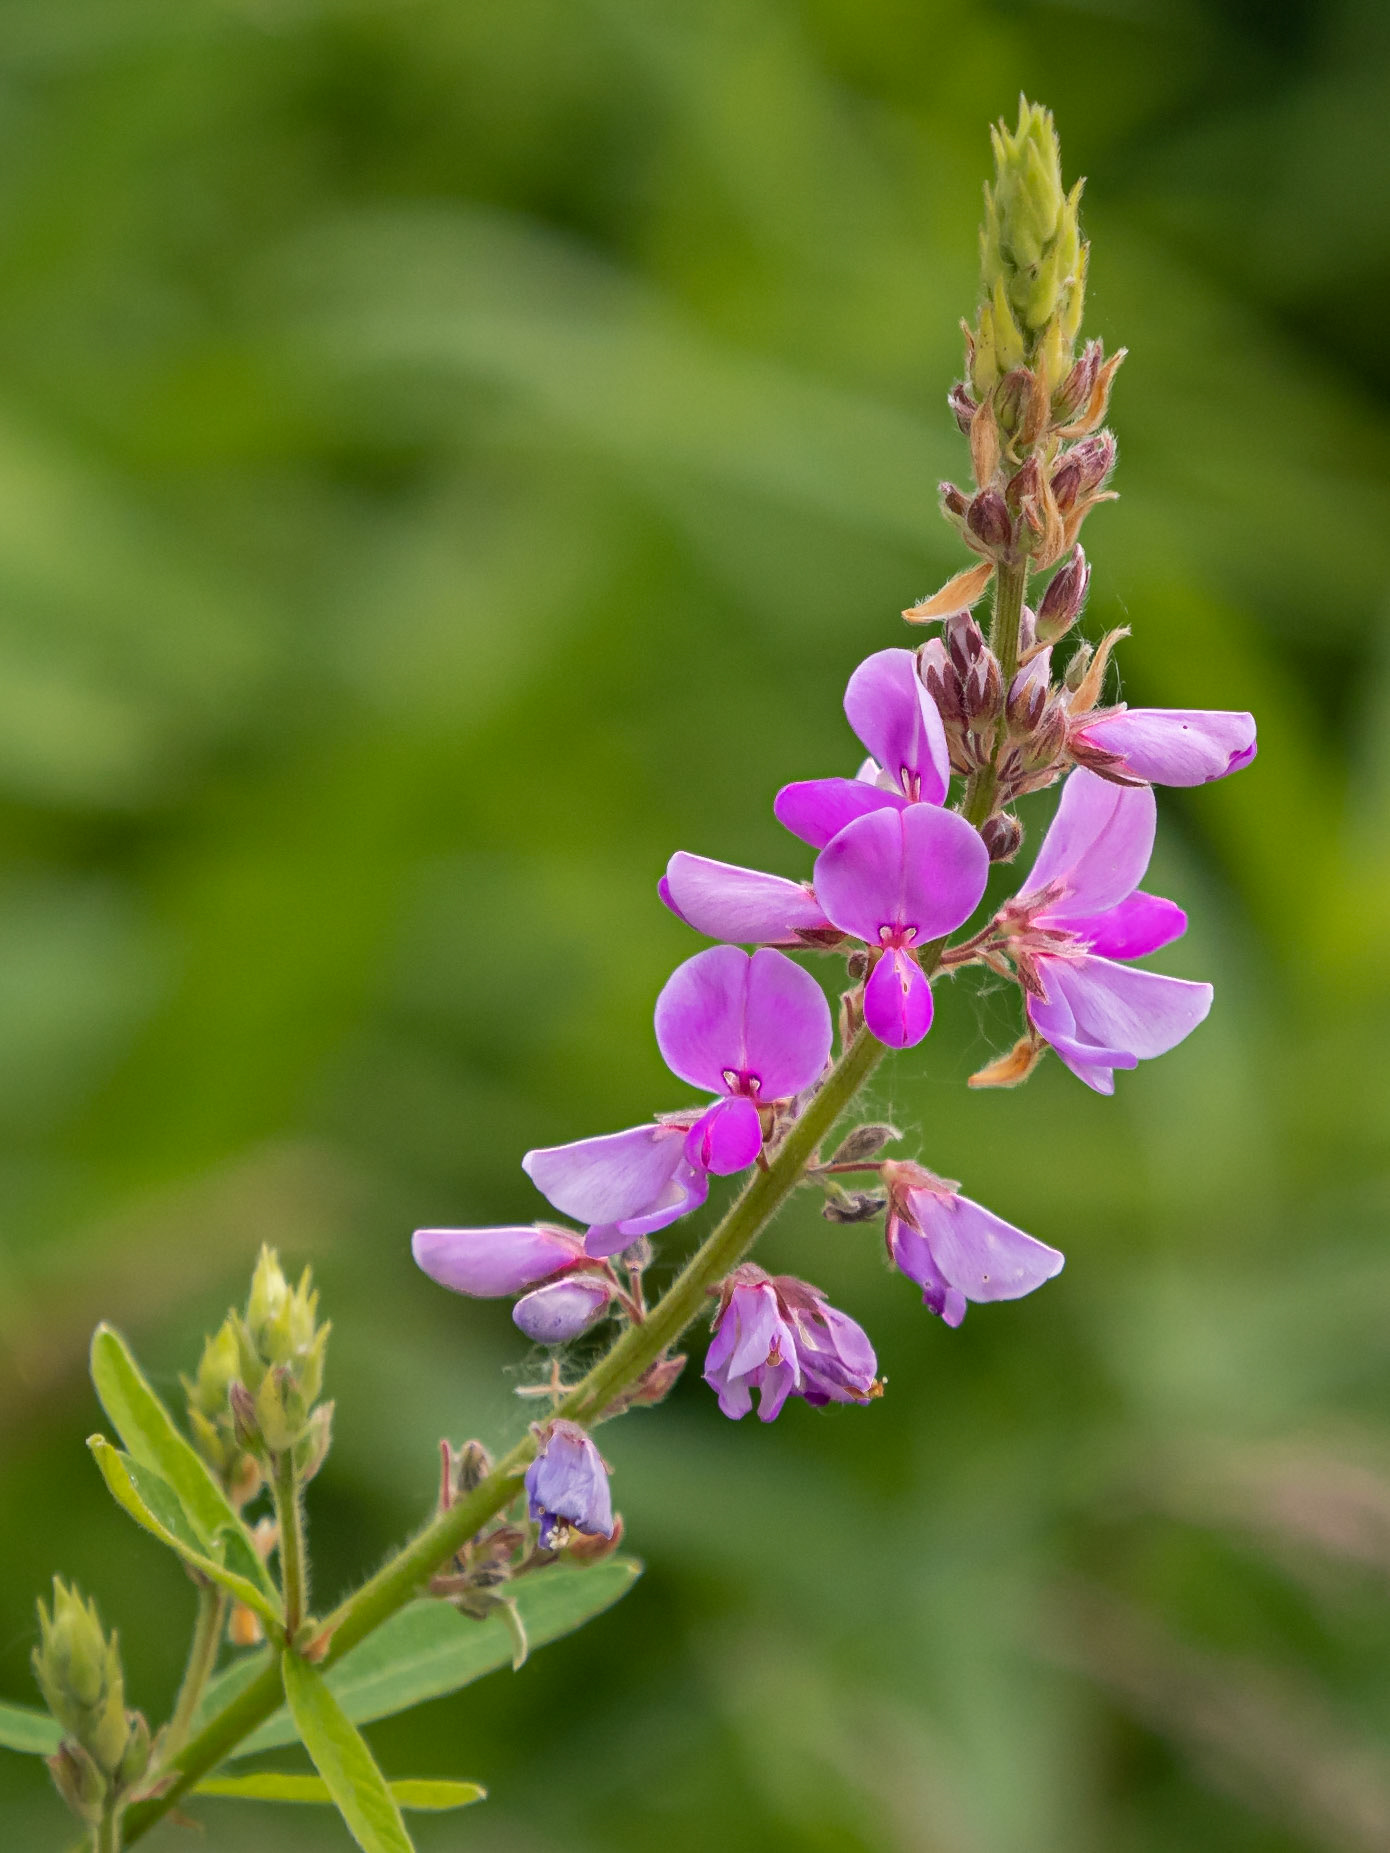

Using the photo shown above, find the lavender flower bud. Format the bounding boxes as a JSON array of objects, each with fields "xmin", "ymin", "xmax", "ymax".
[
  {"xmin": 963, "ymin": 648, "xmax": 1003, "ymax": 725},
  {"xmin": 918, "ymin": 639, "xmax": 965, "ymax": 725},
  {"xmin": 1023, "ymin": 698, "xmax": 1068, "ymax": 771},
  {"xmin": 944, "ymin": 611, "xmax": 986, "ymax": 678},
  {"xmin": 1052, "ymin": 338, "xmax": 1100, "ymax": 423},
  {"xmin": 1006, "ymin": 650, "xmax": 1051, "ymax": 733},
  {"xmin": 513, "ymin": 1276, "xmax": 612, "ymax": 1345},
  {"xmin": 980, "ymin": 812, "xmax": 1023, "ymax": 862},
  {"xmin": 1036, "ymin": 544, "xmax": 1090, "ymax": 643},
  {"xmin": 967, "ymin": 488, "xmax": 1013, "ymax": 553},
  {"xmin": 1050, "ymin": 431, "xmax": 1115, "ymax": 513},
  {"xmin": 938, "ymin": 480, "xmax": 970, "ymax": 522},
  {"xmin": 947, "ymin": 381, "xmax": 977, "ymax": 435}
]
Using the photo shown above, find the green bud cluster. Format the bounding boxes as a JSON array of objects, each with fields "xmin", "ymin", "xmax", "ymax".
[
  {"xmin": 32, "ymin": 1581, "xmax": 153, "ymax": 1823},
  {"xmin": 972, "ymin": 97, "xmax": 1086, "ymax": 397},
  {"xmin": 227, "ymin": 1245, "xmax": 333, "ymax": 1468}
]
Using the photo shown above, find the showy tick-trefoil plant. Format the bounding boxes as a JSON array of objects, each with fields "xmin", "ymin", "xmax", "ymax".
[{"xmin": 10, "ymin": 100, "xmax": 1256, "ymax": 1852}]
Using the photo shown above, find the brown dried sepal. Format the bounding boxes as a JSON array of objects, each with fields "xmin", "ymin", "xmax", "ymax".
[
  {"xmin": 903, "ymin": 560, "xmax": 995, "ymax": 624},
  {"xmin": 969, "ymin": 1035, "xmax": 1046, "ymax": 1090}
]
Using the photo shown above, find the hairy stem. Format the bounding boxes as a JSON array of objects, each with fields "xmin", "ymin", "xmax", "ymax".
[
  {"xmin": 271, "ymin": 1452, "xmax": 308, "ymax": 1638},
  {"xmin": 164, "ymin": 1584, "xmax": 227, "ymax": 1757},
  {"xmin": 94, "ymin": 1804, "xmax": 121, "ymax": 1853},
  {"xmin": 122, "ymin": 1023, "xmax": 886, "ymax": 1843},
  {"xmin": 963, "ymin": 554, "xmax": 1029, "ymax": 828}
]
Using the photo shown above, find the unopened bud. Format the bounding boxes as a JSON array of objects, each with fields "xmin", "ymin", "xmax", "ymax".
[
  {"xmin": 966, "ymin": 488, "xmax": 1013, "ymax": 553},
  {"xmin": 1006, "ymin": 651, "xmax": 1052, "ymax": 733},
  {"xmin": 829, "ymin": 1122, "xmax": 901, "ymax": 1165},
  {"xmin": 938, "ymin": 480, "xmax": 970, "ymax": 521},
  {"xmin": 1024, "ymin": 699, "xmax": 1068, "ymax": 771},
  {"xmin": 977, "ymin": 99, "xmax": 1087, "ymax": 368},
  {"xmin": 822, "ymin": 1191, "xmax": 888, "ymax": 1224},
  {"xmin": 46, "ymin": 1740, "xmax": 105, "ymax": 1824},
  {"xmin": 918, "ymin": 640, "xmax": 965, "ymax": 725},
  {"xmin": 1051, "ymin": 431, "xmax": 1115, "ymax": 513},
  {"xmin": 1052, "ymin": 338, "xmax": 1100, "ymax": 423},
  {"xmin": 944, "ymin": 612, "xmax": 986, "ymax": 678},
  {"xmin": 294, "ymin": 1399, "xmax": 335, "ymax": 1483},
  {"xmin": 629, "ymin": 1353, "xmax": 687, "ymax": 1407},
  {"xmin": 980, "ymin": 813, "xmax": 1023, "ymax": 862},
  {"xmin": 1004, "ymin": 452, "xmax": 1041, "ymax": 515},
  {"xmin": 32, "ymin": 1583, "xmax": 131, "ymax": 1783},
  {"xmin": 228, "ymin": 1379, "xmax": 260, "ymax": 1451},
  {"xmin": 963, "ymin": 649, "xmax": 1003, "ymax": 725},
  {"xmin": 947, "ymin": 381, "xmax": 977, "ymax": 435},
  {"xmin": 1036, "ymin": 545, "xmax": 1090, "ymax": 643}
]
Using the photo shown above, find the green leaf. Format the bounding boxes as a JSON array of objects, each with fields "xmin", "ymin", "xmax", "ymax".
[
  {"xmin": 194, "ymin": 1772, "xmax": 484, "ymax": 1810},
  {"xmin": 0, "ymin": 1700, "xmax": 62, "ymax": 1755},
  {"xmin": 89, "ymin": 1324, "xmax": 276, "ymax": 1601},
  {"xmin": 87, "ymin": 1436, "xmax": 282, "ymax": 1627},
  {"xmin": 198, "ymin": 1556, "xmax": 639, "ymax": 1754},
  {"xmin": 281, "ymin": 1651, "xmax": 415, "ymax": 1853}
]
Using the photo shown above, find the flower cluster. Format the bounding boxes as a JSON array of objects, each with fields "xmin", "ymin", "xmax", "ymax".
[{"xmin": 410, "ymin": 97, "xmax": 1256, "ymax": 1561}]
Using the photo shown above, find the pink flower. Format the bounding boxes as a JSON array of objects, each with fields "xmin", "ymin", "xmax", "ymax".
[
  {"xmin": 525, "ymin": 1421, "xmax": 613, "ymax": 1547},
  {"xmin": 411, "ymin": 1223, "xmax": 587, "ymax": 1298},
  {"xmin": 884, "ymin": 1167, "xmax": 1063, "ymax": 1327},
  {"xmin": 1071, "ymin": 706, "xmax": 1256, "ymax": 786},
  {"xmin": 813, "ymin": 805, "xmax": 990, "ymax": 1047},
  {"xmin": 703, "ymin": 1265, "xmax": 879, "ymax": 1421},
  {"xmin": 774, "ymin": 649, "xmax": 951, "ymax": 847},
  {"xmin": 524, "ymin": 947, "xmax": 832, "ymax": 1257},
  {"xmin": 1003, "ymin": 768, "xmax": 1213, "ymax": 1093}
]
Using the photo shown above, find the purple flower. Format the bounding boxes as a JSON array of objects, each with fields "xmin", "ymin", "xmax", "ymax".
[
  {"xmin": 883, "ymin": 1168, "xmax": 1064, "ymax": 1327},
  {"xmin": 1071, "ymin": 705, "xmax": 1257, "ymax": 786},
  {"xmin": 524, "ymin": 1121, "xmax": 712, "ymax": 1258},
  {"xmin": 1004, "ymin": 768, "xmax": 1213, "ymax": 1093},
  {"xmin": 774, "ymin": 649, "xmax": 951, "ymax": 848},
  {"xmin": 412, "ymin": 1223, "xmax": 586, "ymax": 1298},
  {"xmin": 525, "ymin": 1420, "xmax": 613, "ymax": 1547},
  {"xmin": 524, "ymin": 947, "xmax": 832, "ymax": 1258},
  {"xmin": 813, "ymin": 804, "xmax": 991, "ymax": 1047},
  {"xmin": 513, "ymin": 1276, "xmax": 613, "ymax": 1345},
  {"xmin": 659, "ymin": 855, "xmax": 839, "ymax": 948},
  {"xmin": 703, "ymin": 1265, "xmax": 880, "ymax": 1421}
]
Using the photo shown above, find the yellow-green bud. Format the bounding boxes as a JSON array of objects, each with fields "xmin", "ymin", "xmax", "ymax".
[
  {"xmin": 972, "ymin": 98, "xmax": 1087, "ymax": 394},
  {"xmin": 182, "ymin": 1315, "xmax": 247, "ymax": 1481},
  {"xmin": 231, "ymin": 1247, "xmax": 331, "ymax": 1459},
  {"xmin": 32, "ymin": 1582, "xmax": 131, "ymax": 1781}
]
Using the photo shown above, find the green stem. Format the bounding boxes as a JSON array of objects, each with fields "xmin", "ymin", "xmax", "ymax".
[
  {"xmin": 164, "ymin": 1585, "xmax": 227, "ymax": 1757},
  {"xmin": 93, "ymin": 1804, "xmax": 120, "ymax": 1853},
  {"xmin": 272, "ymin": 1452, "xmax": 308, "ymax": 1638},
  {"xmin": 122, "ymin": 1024, "xmax": 886, "ymax": 1843},
  {"xmin": 962, "ymin": 554, "xmax": 1029, "ymax": 828}
]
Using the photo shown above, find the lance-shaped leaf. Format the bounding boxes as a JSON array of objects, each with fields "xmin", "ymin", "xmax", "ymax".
[
  {"xmin": 281, "ymin": 1651, "xmax": 415, "ymax": 1853},
  {"xmin": 0, "ymin": 1701, "xmax": 62, "ymax": 1756},
  {"xmin": 87, "ymin": 1437, "xmax": 282, "ymax": 1628},
  {"xmin": 89, "ymin": 1325, "xmax": 276, "ymax": 1603},
  {"xmin": 194, "ymin": 1772, "xmax": 484, "ymax": 1810},
  {"xmin": 198, "ymin": 1557, "xmax": 640, "ymax": 1753}
]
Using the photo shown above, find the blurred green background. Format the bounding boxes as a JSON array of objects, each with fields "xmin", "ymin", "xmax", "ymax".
[{"xmin": 1, "ymin": 0, "xmax": 1388, "ymax": 1847}]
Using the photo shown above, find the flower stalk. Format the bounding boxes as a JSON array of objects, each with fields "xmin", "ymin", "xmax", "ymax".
[
  {"xmin": 163, "ymin": 1586, "xmax": 226, "ymax": 1757},
  {"xmin": 121, "ymin": 1022, "xmax": 886, "ymax": 1842}
]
